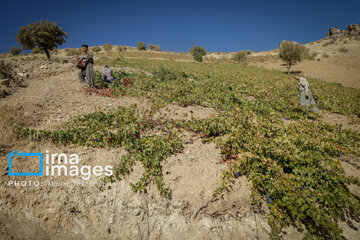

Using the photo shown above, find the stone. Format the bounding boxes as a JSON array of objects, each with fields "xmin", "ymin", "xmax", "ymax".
[
  {"xmin": 17, "ymin": 72, "xmax": 30, "ymax": 78},
  {"xmin": 327, "ymin": 24, "xmax": 360, "ymax": 37},
  {"xmin": 0, "ymin": 79, "xmax": 11, "ymax": 87},
  {"xmin": 328, "ymin": 27, "xmax": 346, "ymax": 37},
  {"xmin": 347, "ymin": 24, "xmax": 360, "ymax": 36}
]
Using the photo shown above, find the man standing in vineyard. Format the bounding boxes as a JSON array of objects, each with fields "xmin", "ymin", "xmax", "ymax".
[
  {"xmin": 78, "ymin": 44, "xmax": 95, "ymax": 88},
  {"xmin": 294, "ymin": 74, "xmax": 319, "ymax": 113}
]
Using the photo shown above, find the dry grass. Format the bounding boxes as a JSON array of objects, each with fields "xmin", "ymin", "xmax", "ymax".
[
  {"xmin": 246, "ymin": 54, "xmax": 280, "ymax": 63},
  {"xmin": 96, "ymin": 50, "xmax": 193, "ymax": 61},
  {"xmin": 248, "ymin": 36, "xmax": 360, "ymax": 88}
]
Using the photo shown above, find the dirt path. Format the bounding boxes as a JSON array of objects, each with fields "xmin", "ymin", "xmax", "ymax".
[{"xmin": 0, "ymin": 65, "xmax": 150, "ymax": 130}]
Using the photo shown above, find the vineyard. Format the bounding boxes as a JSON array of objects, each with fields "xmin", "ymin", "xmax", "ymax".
[{"xmin": 15, "ymin": 57, "xmax": 360, "ymax": 239}]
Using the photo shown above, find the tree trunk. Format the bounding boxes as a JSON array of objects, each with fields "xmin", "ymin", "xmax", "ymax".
[
  {"xmin": 44, "ymin": 49, "xmax": 51, "ymax": 59},
  {"xmin": 287, "ymin": 62, "xmax": 291, "ymax": 74}
]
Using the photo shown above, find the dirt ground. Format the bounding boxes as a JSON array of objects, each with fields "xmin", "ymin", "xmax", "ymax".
[{"xmin": 0, "ymin": 57, "xmax": 360, "ymax": 239}]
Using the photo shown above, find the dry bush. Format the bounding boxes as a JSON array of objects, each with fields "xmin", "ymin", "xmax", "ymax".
[
  {"xmin": 103, "ymin": 43, "xmax": 113, "ymax": 54},
  {"xmin": 65, "ymin": 48, "xmax": 82, "ymax": 56},
  {"xmin": 92, "ymin": 46, "xmax": 102, "ymax": 53},
  {"xmin": 117, "ymin": 45, "xmax": 127, "ymax": 54},
  {"xmin": 322, "ymin": 38, "xmax": 337, "ymax": 47},
  {"xmin": 148, "ymin": 44, "xmax": 161, "ymax": 51},
  {"xmin": 232, "ymin": 51, "xmax": 246, "ymax": 63},
  {"xmin": 247, "ymin": 55, "xmax": 279, "ymax": 63},
  {"xmin": 338, "ymin": 47, "xmax": 348, "ymax": 53}
]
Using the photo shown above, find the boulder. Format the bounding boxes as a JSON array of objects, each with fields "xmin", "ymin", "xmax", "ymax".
[
  {"xmin": 17, "ymin": 72, "xmax": 30, "ymax": 78},
  {"xmin": 327, "ymin": 24, "xmax": 360, "ymax": 37},
  {"xmin": 328, "ymin": 27, "xmax": 346, "ymax": 37},
  {"xmin": 0, "ymin": 79, "xmax": 11, "ymax": 87},
  {"xmin": 346, "ymin": 24, "xmax": 360, "ymax": 35}
]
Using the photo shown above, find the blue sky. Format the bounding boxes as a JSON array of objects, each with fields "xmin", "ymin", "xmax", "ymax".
[{"xmin": 0, "ymin": 0, "xmax": 359, "ymax": 53}]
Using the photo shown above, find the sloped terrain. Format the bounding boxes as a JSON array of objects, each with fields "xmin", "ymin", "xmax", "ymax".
[
  {"xmin": 0, "ymin": 54, "xmax": 360, "ymax": 240},
  {"xmin": 248, "ymin": 36, "xmax": 360, "ymax": 88},
  {"xmin": 0, "ymin": 57, "xmax": 271, "ymax": 240}
]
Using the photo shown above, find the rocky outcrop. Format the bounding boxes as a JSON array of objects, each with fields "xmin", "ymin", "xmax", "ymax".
[
  {"xmin": 327, "ymin": 24, "xmax": 360, "ymax": 37},
  {"xmin": 328, "ymin": 27, "xmax": 347, "ymax": 37},
  {"xmin": 0, "ymin": 61, "xmax": 25, "ymax": 97},
  {"xmin": 0, "ymin": 58, "xmax": 76, "ymax": 98},
  {"xmin": 347, "ymin": 24, "xmax": 360, "ymax": 35}
]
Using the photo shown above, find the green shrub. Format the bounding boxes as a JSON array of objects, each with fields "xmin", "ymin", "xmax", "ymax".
[
  {"xmin": 232, "ymin": 51, "xmax": 246, "ymax": 62},
  {"xmin": 246, "ymin": 50, "xmax": 252, "ymax": 55},
  {"xmin": 31, "ymin": 47, "xmax": 41, "ymax": 54},
  {"xmin": 148, "ymin": 44, "xmax": 161, "ymax": 51},
  {"xmin": 189, "ymin": 45, "xmax": 206, "ymax": 62},
  {"xmin": 321, "ymin": 53, "xmax": 330, "ymax": 58},
  {"xmin": 9, "ymin": 47, "xmax": 21, "ymax": 56},
  {"xmin": 92, "ymin": 46, "xmax": 101, "ymax": 53},
  {"xmin": 137, "ymin": 42, "xmax": 146, "ymax": 51}
]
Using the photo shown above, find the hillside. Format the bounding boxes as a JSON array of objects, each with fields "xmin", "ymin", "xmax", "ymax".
[
  {"xmin": 0, "ymin": 24, "xmax": 360, "ymax": 240},
  {"xmin": 249, "ymin": 36, "xmax": 360, "ymax": 88},
  {"xmin": 47, "ymin": 29, "xmax": 360, "ymax": 89},
  {"xmin": 1, "ymin": 51, "xmax": 360, "ymax": 239}
]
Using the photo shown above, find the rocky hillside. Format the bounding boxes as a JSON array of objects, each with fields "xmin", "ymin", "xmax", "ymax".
[{"xmin": 327, "ymin": 24, "xmax": 360, "ymax": 37}]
